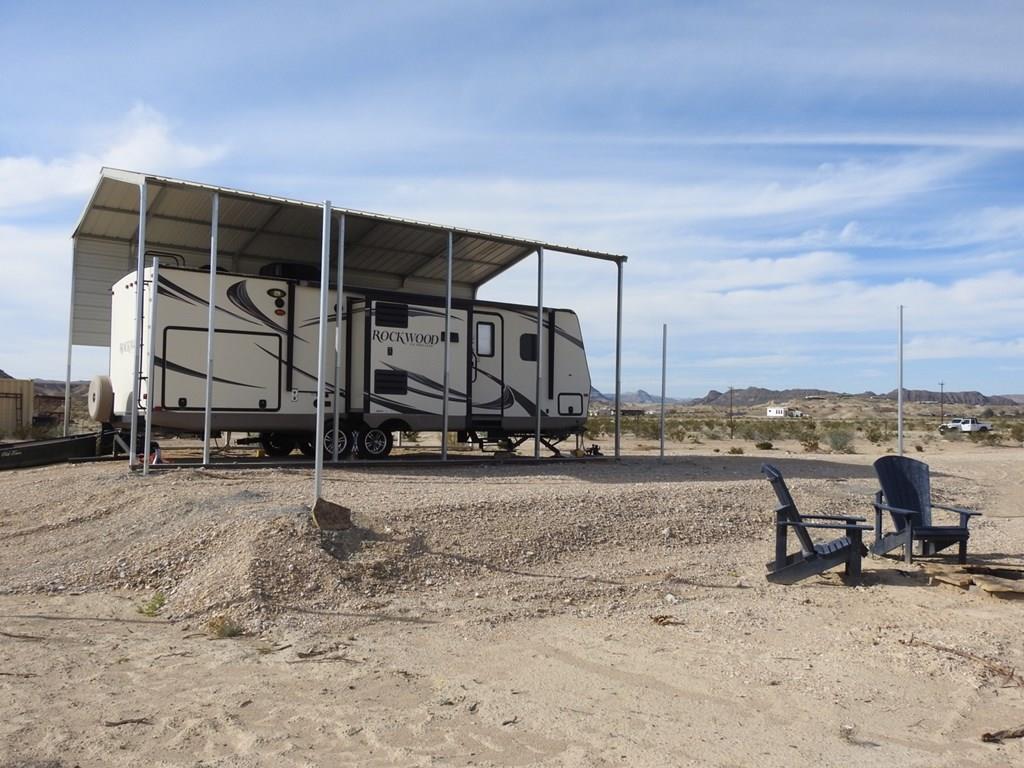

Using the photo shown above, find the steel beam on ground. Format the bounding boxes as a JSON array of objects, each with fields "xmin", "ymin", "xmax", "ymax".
[
  {"xmin": 534, "ymin": 248, "xmax": 544, "ymax": 458},
  {"xmin": 128, "ymin": 182, "xmax": 147, "ymax": 469},
  {"xmin": 202, "ymin": 192, "xmax": 219, "ymax": 466},
  {"xmin": 332, "ymin": 213, "xmax": 346, "ymax": 462},
  {"xmin": 441, "ymin": 231, "xmax": 453, "ymax": 461},
  {"xmin": 314, "ymin": 202, "xmax": 331, "ymax": 501},
  {"xmin": 142, "ymin": 258, "xmax": 160, "ymax": 475}
]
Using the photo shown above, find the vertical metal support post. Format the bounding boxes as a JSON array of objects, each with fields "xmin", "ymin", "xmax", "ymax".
[
  {"xmin": 534, "ymin": 247, "xmax": 544, "ymax": 458},
  {"xmin": 202, "ymin": 192, "xmax": 219, "ymax": 466},
  {"xmin": 332, "ymin": 214, "xmax": 346, "ymax": 462},
  {"xmin": 441, "ymin": 231, "xmax": 453, "ymax": 461},
  {"xmin": 897, "ymin": 304, "xmax": 904, "ymax": 456},
  {"xmin": 63, "ymin": 240, "xmax": 76, "ymax": 436},
  {"xmin": 660, "ymin": 323, "xmax": 667, "ymax": 459},
  {"xmin": 128, "ymin": 182, "xmax": 147, "ymax": 469},
  {"xmin": 614, "ymin": 260, "xmax": 623, "ymax": 458},
  {"xmin": 314, "ymin": 202, "xmax": 331, "ymax": 502},
  {"xmin": 142, "ymin": 258, "xmax": 160, "ymax": 475}
]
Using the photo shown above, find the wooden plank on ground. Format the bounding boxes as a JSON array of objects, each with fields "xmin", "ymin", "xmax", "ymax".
[{"xmin": 971, "ymin": 574, "xmax": 1024, "ymax": 595}]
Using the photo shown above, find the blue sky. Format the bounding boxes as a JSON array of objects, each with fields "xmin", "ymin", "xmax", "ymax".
[{"xmin": 1, "ymin": 0, "xmax": 1023, "ymax": 396}]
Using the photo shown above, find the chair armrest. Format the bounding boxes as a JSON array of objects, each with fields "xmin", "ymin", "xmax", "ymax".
[
  {"xmin": 932, "ymin": 502, "xmax": 981, "ymax": 516},
  {"xmin": 801, "ymin": 513, "xmax": 868, "ymax": 523},
  {"xmin": 780, "ymin": 521, "xmax": 873, "ymax": 531},
  {"xmin": 874, "ymin": 502, "xmax": 918, "ymax": 518}
]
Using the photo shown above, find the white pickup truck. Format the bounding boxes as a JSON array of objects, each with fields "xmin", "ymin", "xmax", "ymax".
[
  {"xmin": 959, "ymin": 417, "xmax": 993, "ymax": 432},
  {"xmin": 939, "ymin": 417, "xmax": 992, "ymax": 433}
]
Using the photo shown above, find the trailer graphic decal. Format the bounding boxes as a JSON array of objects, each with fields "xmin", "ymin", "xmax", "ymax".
[
  {"xmin": 155, "ymin": 356, "xmax": 262, "ymax": 389},
  {"xmin": 157, "ymin": 277, "xmax": 257, "ymax": 327},
  {"xmin": 252, "ymin": 344, "xmax": 342, "ymax": 393},
  {"xmin": 226, "ymin": 281, "xmax": 292, "ymax": 336},
  {"xmin": 372, "ymin": 329, "xmax": 441, "ymax": 347}
]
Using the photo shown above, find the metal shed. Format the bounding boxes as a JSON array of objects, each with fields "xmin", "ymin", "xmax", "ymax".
[
  {"xmin": 66, "ymin": 168, "xmax": 627, "ymax": 491},
  {"xmin": 0, "ymin": 378, "xmax": 34, "ymax": 436}
]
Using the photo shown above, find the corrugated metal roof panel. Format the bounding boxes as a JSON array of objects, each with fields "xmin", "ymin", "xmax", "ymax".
[{"xmin": 70, "ymin": 168, "xmax": 625, "ymax": 348}]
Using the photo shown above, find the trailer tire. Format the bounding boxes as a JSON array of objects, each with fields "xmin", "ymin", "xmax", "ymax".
[
  {"xmin": 87, "ymin": 375, "xmax": 114, "ymax": 423},
  {"xmin": 259, "ymin": 432, "xmax": 296, "ymax": 457},
  {"xmin": 357, "ymin": 427, "xmax": 393, "ymax": 459},
  {"xmin": 299, "ymin": 426, "xmax": 353, "ymax": 459}
]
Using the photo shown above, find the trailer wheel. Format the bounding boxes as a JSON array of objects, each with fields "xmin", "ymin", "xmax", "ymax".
[
  {"xmin": 325, "ymin": 425, "xmax": 353, "ymax": 459},
  {"xmin": 87, "ymin": 375, "xmax": 114, "ymax": 423},
  {"xmin": 358, "ymin": 427, "xmax": 393, "ymax": 459},
  {"xmin": 259, "ymin": 432, "xmax": 296, "ymax": 457}
]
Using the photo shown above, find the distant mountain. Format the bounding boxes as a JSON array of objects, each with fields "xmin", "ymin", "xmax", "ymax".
[
  {"xmin": 699, "ymin": 387, "xmax": 838, "ymax": 407},
  {"xmin": 33, "ymin": 379, "xmax": 89, "ymax": 398},
  {"xmin": 694, "ymin": 386, "xmax": 1018, "ymax": 408},
  {"xmin": 590, "ymin": 386, "xmax": 689, "ymax": 405},
  {"xmin": 1002, "ymin": 395, "xmax": 1024, "ymax": 405},
  {"xmin": 883, "ymin": 389, "xmax": 1017, "ymax": 406}
]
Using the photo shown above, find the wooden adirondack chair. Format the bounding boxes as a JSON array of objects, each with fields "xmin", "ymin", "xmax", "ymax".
[
  {"xmin": 872, "ymin": 455, "xmax": 981, "ymax": 564},
  {"xmin": 761, "ymin": 464, "xmax": 871, "ymax": 585}
]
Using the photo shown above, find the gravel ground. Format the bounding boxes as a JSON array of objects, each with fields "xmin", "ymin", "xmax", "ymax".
[{"xmin": 2, "ymin": 447, "xmax": 1023, "ymax": 766}]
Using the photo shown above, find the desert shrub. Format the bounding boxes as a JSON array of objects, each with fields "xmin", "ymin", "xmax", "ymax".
[
  {"xmin": 400, "ymin": 430, "xmax": 419, "ymax": 443},
  {"xmin": 801, "ymin": 437, "xmax": 820, "ymax": 453},
  {"xmin": 825, "ymin": 429, "xmax": 855, "ymax": 453},
  {"xmin": 138, "ymin": 592, "xmax": 166, "ymax": 617},
  {"xmin": 1009, "ymin": 424, "xmax": 1024, "ymax": 444},
  {"xmin": 755, "ymin": 441, "xmax": 773, "ymax": 450},
  {"xmin": 969, "ymin": 430, "xmax": 1001, "ymax": 446},
  {"xmin": 207, "ymin": 615, "xmax": 244, "ymax": 638},
  {"xmin": 864, "ymin": 425, "xmax": 883, "ymax": 444},
  {"xmin": 727, "ymin": 446, "xmax": 744, "ymax": 455},
  {"xmin": 914, "ymin": 444, "xmax": 924, "ymax": 453}
]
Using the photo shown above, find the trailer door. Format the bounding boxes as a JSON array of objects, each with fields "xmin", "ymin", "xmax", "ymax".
[{"xmin": 471, "ymin": 312, "xmax": 504, "ymax": 423}]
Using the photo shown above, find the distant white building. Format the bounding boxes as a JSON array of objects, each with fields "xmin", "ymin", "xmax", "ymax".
[{"xmin": 766, "ymin": 406, "xmax": 803, "ymax": 418}]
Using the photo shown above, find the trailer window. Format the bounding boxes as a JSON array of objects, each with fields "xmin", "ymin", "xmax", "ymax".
[
  {"xmin": 375, "ymin": 302, "xmax": 408, "ymax": 328},
  {"xmin": 476, "ymin": 322, "xmax": 495, "ymax": 357},
  {"xmin": 519, "ymin": 333, "xmax": 537, "ymax": 362},
  {"xmin": 374, "ymin": 369, "xmax": 408, "ymax": 395}
]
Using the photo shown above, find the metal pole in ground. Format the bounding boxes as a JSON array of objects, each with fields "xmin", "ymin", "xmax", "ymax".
[
  {"xmin": 142, "ymin": 257, "xmax": 160, "ymax": 476},
  {"xmin": 534, "ymin": 247, "xmax": 544, "ymax": 458},
  {"xmin": 660, "ymin": 323, "xmax": 667, "ymax": 459},
  {"xmin": 128, "ymin": 181, "xmax": 148, "ymax": 469},
  {"xmin": 202, "ymin": 192, "xmax": 219, "ymax": 466},
  {"xmin": 332, "ymin": 214, "xmax": 346, "ymax": 462},
  {"xmin": 63, "ymin": 239, "xmax": 76, "ymax": 437},
  {"xmin": 314, "ymin": 202, "xmax": 331, "ymax": 502},
  {"xmin": 441, "ymin": 231, "xmax": 453, "ymax": 461},
  {"xmin": 614, "ymin": 260, "xmax": 623, "ymax": 458},
  {"xmin": 897, "ymin": 304, "xmax": 904, "ymax": 456}
]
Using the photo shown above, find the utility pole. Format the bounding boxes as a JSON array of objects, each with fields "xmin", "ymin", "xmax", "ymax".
[
  {"xmin": 728, "ymin": 385, "xmax": 735, "ymax": 439},
  {"xmin": 939, "ymin": 380, "xmax": 944, "ymax": 422}
]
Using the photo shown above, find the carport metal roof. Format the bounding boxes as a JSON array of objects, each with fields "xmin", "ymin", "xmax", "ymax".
[{"xmin": 70, "ymin": 168, "xmax": 625, "ymax": 347}]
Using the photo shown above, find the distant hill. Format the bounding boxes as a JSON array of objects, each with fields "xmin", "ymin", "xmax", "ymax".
[
  {"xmin": 590, "ymin": 387, "xmax": 688, "ymax": 405},
  {"xmin": 699, "ymin": 387, "xmax": 838, "ymax": 407},
  {"xmin": 34, "ymin": 379, "xmax": 89, "ymax": 398},
  {"xmin": 0, "ymin": 369, "xmax": 11, "ymax": 379},
  {"xmin": 1002, "ymin": 394, "xmax": 1024, "ymax": 405},
  {"xmin": 695, "ymin": 386, "xmax": 1017, "ymax": 408}
]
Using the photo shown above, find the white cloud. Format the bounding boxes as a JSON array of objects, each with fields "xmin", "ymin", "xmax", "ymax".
[
  {"xmin": 903, "ymin": 335, "xmax": 1024, "ymax": 360},
  {"xmin": 0, "ymin": 104, "xmax": 225, "ymax": 211}
]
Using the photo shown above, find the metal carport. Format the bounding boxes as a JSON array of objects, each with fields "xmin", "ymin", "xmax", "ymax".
[{"xmin": 67, "ymin": 168, "xmax": 626, "ymax": 495}]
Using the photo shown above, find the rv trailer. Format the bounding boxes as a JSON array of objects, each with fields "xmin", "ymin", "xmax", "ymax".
[{"xmin": 89, "ymin": 266, "xmax": 592, "ymax": 458}]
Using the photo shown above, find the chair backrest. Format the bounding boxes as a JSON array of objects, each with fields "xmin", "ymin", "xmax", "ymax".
[
  {"xmin": 761, "ymin": 463, "xmax": 816, "ymax": 555},
  {"xmin": 873, "ymin": 455, "xmax": 932, "ymax": 529}
]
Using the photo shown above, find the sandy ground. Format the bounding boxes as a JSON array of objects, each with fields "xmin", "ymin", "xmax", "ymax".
[{"xmin": 1, "ymin": 439, "xmax": 1023, "ymax": 767}]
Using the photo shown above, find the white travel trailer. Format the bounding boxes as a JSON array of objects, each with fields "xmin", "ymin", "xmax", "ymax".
[{"xmin": 91, "ymin": 266, "xmax": 592, "ymax": 458}]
